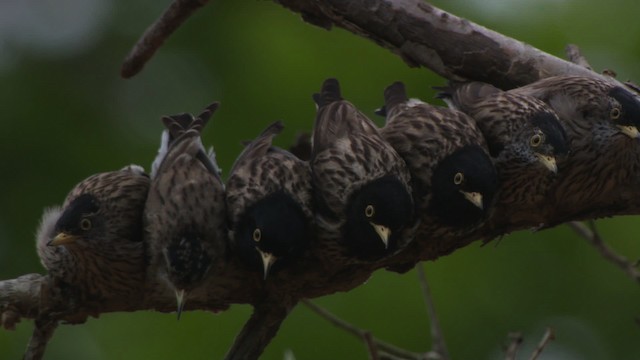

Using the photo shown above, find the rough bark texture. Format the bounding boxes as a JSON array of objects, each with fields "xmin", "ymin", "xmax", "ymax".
[{"xmin": 3, "ymin": 1, "xmax": 640, "ymax": 359}]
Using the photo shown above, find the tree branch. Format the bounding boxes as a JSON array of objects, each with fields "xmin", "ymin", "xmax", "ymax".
[
  {"xmin": 224, "ymin": 298, "xmax": 297, "ymax": 360},
  {"xmin": 567, "ymin": 221, "xmax": 640, "ymax": 284},
  {"xmin": 4, "ymin": 1, "xmax": 640, "ymax": 359},
  {"xmin": 528, "ymin": 327, "xmax": 555, "ymax": 360},
  {"xmin": 415, "ymin": 264, "xmax": 449, "ymax": 360},
  {"xmin": 120, "ymin": 0, "xmax": 210, "ymax": 78},
  {"xmin": 503, "ymin": 332, "xmax": 523, "ymax": 360},
  {"xmin": 301, "ymin": 299, "xmax": 425, "ymax": 360}
]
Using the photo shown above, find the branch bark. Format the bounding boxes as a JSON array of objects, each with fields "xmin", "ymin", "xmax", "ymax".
[{"xmin": 4, "ymin": 1, "xmax": 640, "ymax": 359}]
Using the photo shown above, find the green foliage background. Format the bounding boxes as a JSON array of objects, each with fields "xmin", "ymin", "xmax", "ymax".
[{"xmin": 1, "ymin": 0, "xmax": 640, "ymax": 359}]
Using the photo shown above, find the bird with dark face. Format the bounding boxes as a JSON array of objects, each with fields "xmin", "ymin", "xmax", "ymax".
[
  {"xmin": 509, "ymin": 75, "xmax": 640, "ymax": 216},
  {"xmin": 378, "ymin": 81, "xmax": 498, "ymax": 236},
  {"xmin": 510, "ymin": 75, "xmax": 640, "ymax": 142},
  {"xmin": 145, "ymin": 102, "xmax": 227, "ymax": 318},
  {"xmin": 437, "ymin": 82, "xmax": 569, "ymax": 217},
  {"xmin": 36, "ymin": 165, "xmax": 150, "ymax": 301},
  {"xmin": 310, "ymin": 78, "xmax": 415, "ymax": 263},
  {"xmin": 226, "ymin": 121, "xmax": 313, "ymax": 279}
]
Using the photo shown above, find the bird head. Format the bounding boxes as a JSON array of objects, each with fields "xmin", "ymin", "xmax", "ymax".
[
  {"xmin": 430, "ymin": 145, "xmax": 498, "ymax": 227},
  {"xmin": 607, "ymin": 86, "xmax": 640, "ymax": 139},
  {"xmin": 48, "ymin": 193, "xmax": 102, "ymax": 247},
  {"xmin": 234, "ymin": 190, "xmax": 309, "ymax": 279},
  {"xmin": 343, "ymin": 175, "xmax": 414, "ymax": 260},
  {"xmin": 525, "ymin": 111, "xmax": 570, "ymax": 173}
]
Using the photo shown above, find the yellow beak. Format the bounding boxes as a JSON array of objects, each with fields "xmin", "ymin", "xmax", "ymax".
[
  {"xmin": 47, "ymin": 232, "xmax": 79, "ymax": 246},
  {"xmin": 370, "ymin": 223, "xmax": 391, "ymax": 249},
  {"xmin": 617, "ymin": 125, "xmax": 640, "ymax": 139},
  {"xmin": 535, "ymin": 153, "xmax": 558, "ymax": 173},
  {"xmin": 257, "ymin": 249, "xmax": 277, "ymax": 280},
  {"xmin": 461, "ymin": 191, "xmax": 483, "ymax": 210}
]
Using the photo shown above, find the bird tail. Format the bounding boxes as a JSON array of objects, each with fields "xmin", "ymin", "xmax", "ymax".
[
  {"xmin": 315, "ymin": 78, "xmax": 343, "ymax": 108},
  {"xmin": 434, "ymin": 81, "xmax": 501, "ymax": 111},
  {"xmin": 381, "ymin": 81, "xmax": 409, "ymax": 115}
]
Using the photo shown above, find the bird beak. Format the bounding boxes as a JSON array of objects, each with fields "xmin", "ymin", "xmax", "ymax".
[
  {"xmin": 175, "ymin": 289, "xmax": 187, "ymax": 320},
  {"xmin": 616, "ymin": 125, "xmax": 640, "ymax": 139},
  {"xmin": 369, "ymin": 223, "xmax": 391, "ymax": 249},
  {"xmin": 47, "ymin": 232, "xmax": 79, "ymax": 246},
  {"xmin": 257, "ymin": 250, "xmax": 277, "ymax": 280},
  {"xmin": 461, "ymin": 191, "xmax": 483, "ymax": 210},
  {"xmin": 535, "ymin": 153, "xmax": 558, "ymax": 173}
]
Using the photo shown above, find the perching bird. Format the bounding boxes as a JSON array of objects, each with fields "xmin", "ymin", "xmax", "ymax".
[
  {"xmin": 36, "ymin": 165, "xmax": 150, "ymax": 301},
  {"xmin": 226, "ymin": 121, "xmax": 313, "ymax": 279},
  {"xmin": 310, "ymin": 78, "xmax": 415, "ymax": 263},
  {"xmin": 145, "ymin": 102, "xmax": 227, "ymax": 318},
  {"xmin": 437, "ymin": 82, "xmax": 569, "ymax": 215},
  {"xmin": 509, "ymin": 75, "xmax": 640, "ymax": 216},
  {"xmin": 378, "ymin": 81, "xmax": 498, "ymax": 233},
  {"xmin": 509, "ymin": 75, "xmax": 640, "ymax": 142}
]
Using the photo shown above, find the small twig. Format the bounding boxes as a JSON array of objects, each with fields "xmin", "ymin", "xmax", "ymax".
[
  {"xmin": 504, "ymin": 332, "xmax": 523, "ymax": 360},
  {"xmin": 24, "ymin": 318, "xmax": 59, "ymax": 360},
  {"xmin": 568, "ymin": 221, "xmax": 640, "ymax": 284},
  {"xmin": 528, "ymin": 327, "xmax": 555, "ymax": 360},
  {"xmin": 415, "ymin": 264, "xmax": 449, "ymax": 360},
  {"xmin": 565, "ymin": 44, "xmax": 593, "ymax": 70},
  {"xmin": 121, "ymin": 0, "xmax": 210, "ymax": 78},
  {"xmin": 364, "ymin": 332, "xmax": 381, "ymax": 360},
  {"xmin": 302, "ymin": 299, "xmax": 424, "ymax": 360}
]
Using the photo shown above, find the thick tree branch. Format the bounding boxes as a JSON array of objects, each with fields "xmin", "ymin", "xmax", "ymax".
[{"xmin": 224, "ymin": 298, "xmax": 297, "ymax": 360}]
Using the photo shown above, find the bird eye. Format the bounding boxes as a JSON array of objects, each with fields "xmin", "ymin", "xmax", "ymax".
[
  {"xmin": 453, "ymin": 172, "xmax": 464, "ymax": 185},
  {"xmin": 365, "ymin": 205, "xmax": 375, "ymax": 218},
  {"xmin": 610, "ymin": 107, "xmax": 621, "ymax": 120},
  {"xmin": 253, "ymin": 228, "xmax": 261, "ymax": 242},
  {"xmin": 79, "ymin": 218, "xmax": 92, "ymax": 231},
  {"xmin": 530, "ymin": 133, "xmax": 543, "ymax": 147}
]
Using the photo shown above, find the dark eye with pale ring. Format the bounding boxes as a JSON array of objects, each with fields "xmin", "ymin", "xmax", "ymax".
[
  {"xmin": 453, "ymin": 172, "xmax": 464, "ymax": 185},
  {"xmin": 252, "ymin": 228, "xmax": 262, "ymax": 242},
  {"xmin": 530, "ymin": 133, "xmax": 544, "ymax": 147},
  {"xmin": 365, "ymin": 205, "xmax": 375, "ymax": 218},
  {"xmin": 79, "ymin": 218, "xmax": 92, "ymax": 231},
  {"xmin": 610, "ymin": 107, "xmax": 621, "ymax": 120}
]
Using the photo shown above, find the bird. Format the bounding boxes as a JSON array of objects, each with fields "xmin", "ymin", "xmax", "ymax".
[
  {"xmin": 310, "ymin": 78, "xmax": 416, "ymax": 263},
  {"xmin": 226, "ymin": 121, "xmax": 313, "ymax": 279},
  {"xmin": 144, "ymin": 102, "xmax": 227, "ymax": 319},
  {"xmin": 509, "ymin": 75, "xmax": 640, "ymax": 142},
  {"xmin": 508, "ymin": 75, "xmax": 640, "ymax": 217},
  {"xmin": 36, "ymin": 164, "xmax": 150, "ymax": 302},
  {"xmin": 379, "ymin": 81, "xmax": 498, "ymax": 231},
  {"xmin": 436, "ymin": 81, "xmax": 569, "ymax": 220}
]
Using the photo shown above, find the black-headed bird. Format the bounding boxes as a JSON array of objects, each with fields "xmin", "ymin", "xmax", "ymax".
[{"xmin": 226, "ymin": 121, "xmax": 313, "ymax": 279}]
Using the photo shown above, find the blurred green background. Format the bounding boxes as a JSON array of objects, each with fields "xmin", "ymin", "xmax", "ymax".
[{"xmin": 2, "ymin": 0, "xmax": 640, "ymax": 359}]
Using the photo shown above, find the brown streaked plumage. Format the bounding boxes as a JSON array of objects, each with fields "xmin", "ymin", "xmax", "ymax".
[
  {"xmin": 145, "ymin": 102, "xmax": 227, "ymax": 318},
  {"xmin": 379, "ymin": 81, "xmax": 498, "ymax": 231},
  {"xmin": 437, "ymin": 81, "xmax": 569, "ymax": 217},
  {"xmin": 311, "ymin": 78, "xmax": 415, "ymax": 263},
  {"xmin": 509, "ymin": 76, "xmax": 640, "ymax": 218},
  {"xmin": 36, "ymin": 165, "xmax": 150, "ymax": 301},
  {"xmin": 226, "ymin": 121, "xmax": 313, "ymax": 279}
]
